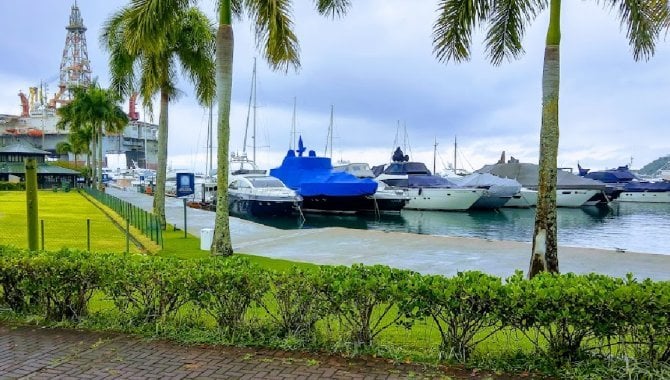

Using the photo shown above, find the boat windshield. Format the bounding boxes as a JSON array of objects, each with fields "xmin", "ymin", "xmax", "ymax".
[{"xmin": 249, "ymin": 177, "xmax": 286, "ymax": 188}]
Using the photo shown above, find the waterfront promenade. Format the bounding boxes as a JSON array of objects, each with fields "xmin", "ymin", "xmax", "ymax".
[{"xmin": 106, "ymin": 188, "xmax": 670, "ymax": 281}]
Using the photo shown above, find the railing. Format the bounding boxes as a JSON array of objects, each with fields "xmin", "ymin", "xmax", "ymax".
[{"xmin": 83, "ymin": 187, "xmax": 163, "ymax": 248}]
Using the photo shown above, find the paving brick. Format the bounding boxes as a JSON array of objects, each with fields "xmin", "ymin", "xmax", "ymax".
[{"xmin": 0, "ymin": 324, "xmax": 510, "ymax": 379}]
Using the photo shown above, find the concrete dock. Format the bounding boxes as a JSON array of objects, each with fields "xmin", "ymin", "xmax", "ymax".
[{"xmin": 105, "ymin": 188, "xmax": 670, "ymax": 281}]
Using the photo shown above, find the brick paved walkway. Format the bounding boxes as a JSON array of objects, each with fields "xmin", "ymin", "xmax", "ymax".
[{"xmin": 0, "ymin": 324, "xmax": 510, "ymax": 379}]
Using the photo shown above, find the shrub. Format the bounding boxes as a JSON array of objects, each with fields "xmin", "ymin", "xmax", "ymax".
[
  {"xmin": 262, "ymin": 267, "xmax": 329, "ymax": 339},
  {"xmin": 0, "ymin": 246, "xmax": 37, "ymax": 312},
  {"xmin": 317, "ymin": 264, "xmax": 415, "ymax": 347},
  {"xmin": 188, "ymin": 256, "xmax": 269, "ymax": 333},
  {"xmin": 502, "ymin": 272, "xmax": 623, "ymax": 363},
  {"xmin": 101, "ymin": 255, "xmax": 193, "ymax": 324},
  {"xmin": 410, "ymin": 271, "xmax": 504, "ymax": 362},
  {"xmin": 0, "ymin": 182, "xmax": 25, "ymax": 191},
  {"xmin": 29, "ymin": 248, "xmax": 104, "ymax": 321}
]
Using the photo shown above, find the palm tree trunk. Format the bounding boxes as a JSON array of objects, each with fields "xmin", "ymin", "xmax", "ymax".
[
  {"xmin": 91, "ymin": 133, "xmax": 97, "ymax": 189},
  {"xmin": 153, "ymin": 90, "xmax": 169, "ymax": 229},
  {"xmin": 97, "ymin": 125, "xmax": 104, "ymax": 190},
  {"xmin": 529, "ymin": 0, "xmax": 561, "ymax": 278},
  {"xmin": 212, "ymin": 2, "xmax": 234, "ymax": 256}
]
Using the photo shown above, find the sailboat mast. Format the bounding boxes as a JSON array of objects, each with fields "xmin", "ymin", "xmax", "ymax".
[
  {"xmin": 325, "ymin": 105, "xmax": 333, "ymax": 158},
  {"xmin": 433, "ymin": 137, "xmax": 438, "ymax": 174},
  {"xmin": 290, "ymin": 97, "xmax": 297, "ymax": 150},
  {"xmin": 206, "ymin": 105, "xmax": 213, "ymax": 178},
  {"xmin": 454, "ymin": 135, "xmax": 457, "ymax": 175},
  {"xmin": 252, "ymin": 58, "xmax": 257, "ymax": 163}
]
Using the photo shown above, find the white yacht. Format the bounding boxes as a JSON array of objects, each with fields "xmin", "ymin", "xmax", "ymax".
[
  {"xmin": 374, "ymin": 149, "xmax": 484, "ymax": 211},
  {"xmin": 228, "ymin": 173, "xmax": 302, "ymax": 217},
  {"xmin": 477, "ymin": 161, "xmax": 604, "ymax": 207}
]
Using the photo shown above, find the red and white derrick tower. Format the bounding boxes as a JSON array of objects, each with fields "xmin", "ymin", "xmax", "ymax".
[{"xmin": 58, "ymin": 1, "xmax": 92, "ymax": 99}]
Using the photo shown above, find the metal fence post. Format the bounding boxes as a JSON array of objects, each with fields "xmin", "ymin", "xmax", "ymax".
[
  {"xmin": 126, "ymin": 218, "xmax": 130, "ymax": 255},
  {"xmin": 40, "ymin": 219, "xmax": 45, "ymax": 251},
  {"xmin": 87, "ymin": 218, "xmax": 91, "ymax": 252},
  {"xmin": 183, "ymin": 198, "xmax": 188, "ymax": 238}
]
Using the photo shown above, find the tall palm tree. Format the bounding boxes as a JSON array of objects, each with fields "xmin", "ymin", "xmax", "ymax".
[
  {"xmin": 120, "ymin": 0, "xmax": 351, "ymax": 255},
  {"xmin": 432, "ymin": 0, "xmax": 669, "ymax": 277},
  {"xmin": 57, "ymin": 85, "xmax": 128, "ymax": 189},
  {"xmin": 102, "ymin": 5, "xmax": 216, "ymax": 229}
]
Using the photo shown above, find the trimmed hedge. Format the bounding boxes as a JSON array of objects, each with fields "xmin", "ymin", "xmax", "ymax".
[
  {"xmin": 0, "ymin": 245, "xmax": 668, "ymax": 369},
  {"xmin": 0, "ymin": 182, "xmax": 25, "ymax": 191}
]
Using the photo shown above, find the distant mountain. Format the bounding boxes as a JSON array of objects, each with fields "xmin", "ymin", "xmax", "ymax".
[{"xmin": 639, "ymin": 155, "xmax": 670, "ymax": 176}]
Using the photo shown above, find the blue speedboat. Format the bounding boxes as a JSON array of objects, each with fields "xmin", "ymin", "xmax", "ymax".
[{"xmin": 269, "ymin": 138, "xmax": 380, "ymax": 213}]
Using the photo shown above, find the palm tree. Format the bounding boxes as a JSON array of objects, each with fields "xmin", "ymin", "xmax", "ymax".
[
  {"xmin": 55, "ymin": 141, "xmax": 72, "ymax": 161},
  {"xmin": 57, "ymin": 84, "xmax": 128, "ymax": 188},
  {"xmin": 119, "ymin": 0, "xmax": 351, "ymax": 255},
  {"xmin": 432, "ymin": 0, "xmax": 669, "ymax": 277},
  {"xmin": 102, "ymin": 5, "xmax": 216, "ymax": 229}
]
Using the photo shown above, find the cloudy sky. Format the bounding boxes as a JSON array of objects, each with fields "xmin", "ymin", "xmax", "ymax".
[{"xmin": 1, "ymin": 0, "xmax": 668, "ymax": 174}]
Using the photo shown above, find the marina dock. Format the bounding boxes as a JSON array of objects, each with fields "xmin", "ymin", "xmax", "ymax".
[{"xmin": 105, "ymin": 188, "xmax": 670, "ymax": 281}]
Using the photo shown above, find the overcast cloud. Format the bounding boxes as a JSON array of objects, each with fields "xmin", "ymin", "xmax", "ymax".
[{"xmin": 1, "ymin": 0, "xmax": 668, "ymax": 174}]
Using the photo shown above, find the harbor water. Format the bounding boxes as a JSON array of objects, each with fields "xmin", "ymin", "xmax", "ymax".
[{"xmin": 239, "ymin": 202, "xmax": 670, "ymax": 256}]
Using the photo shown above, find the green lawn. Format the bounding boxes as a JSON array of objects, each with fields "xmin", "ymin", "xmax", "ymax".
[
  {"xmin": 0, "ymin": 191, "xmax": 141, "ymax": 253},
  {"xmin": 0, "ymin": 190, "xmax": 313, "ymax": 270}
]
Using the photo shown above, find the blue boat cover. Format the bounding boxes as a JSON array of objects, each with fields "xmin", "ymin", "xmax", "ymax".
[
  {"xmin": 269, "ymin": 145, "xmax": 378, "ymax": 197},
  {"xmin": 584, "ymin": 166, "xmax": 637, "ymax": 183}
]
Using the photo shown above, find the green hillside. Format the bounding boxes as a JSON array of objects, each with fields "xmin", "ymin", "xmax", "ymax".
[{"xmin": 639, "ymin": 155, "xmax": 670, "ymax": 176}]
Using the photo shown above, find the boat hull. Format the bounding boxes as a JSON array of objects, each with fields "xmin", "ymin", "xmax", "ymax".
[
  {"xmin": 302, "ymin": 195, "xmax": 387, "ymax": 213},
  {"xmin": 404, "ymin": 188, "xmax": 484, "ymax": 211},
  {"xmin": 229, "ymin": 196, "xmax": 299, "ymax": 217},
  {"xmin": 616, "ymin": 191, "xmax": 670, "ymax": 203},
  {"xmin": 556, "ymin": 189, "xmax": 599, "ymax": 207}
]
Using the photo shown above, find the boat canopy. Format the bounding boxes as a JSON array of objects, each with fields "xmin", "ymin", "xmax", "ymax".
[
  {"xmin": 270, "ymin": 148, "xmax": 377, "ymax": 197},
  {"xmin": 453, "ymin": 172, "xmax": 522, "ymax": 188},
  {"xmin": 477, "ymin": 162, "xmax": 606, "ymax": 190},
  {"xmin": 584, "ymin": 166, "xmax": 637, "ymax": 183},
  {"xmin": 383, "ymin": 162, "xmax": 432, "ymax": 175},
  {"xmin": 407, "ymin": 175, "xmax": 459, "ymax": 188}
]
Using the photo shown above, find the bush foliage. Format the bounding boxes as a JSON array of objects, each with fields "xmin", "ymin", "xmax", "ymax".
[{"xmin": 1, "ymin": 245, "xmax": 668, "ymax": 375}]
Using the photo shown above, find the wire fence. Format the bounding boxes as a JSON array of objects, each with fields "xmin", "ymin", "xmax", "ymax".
[{"xmin": 82, "ymin": 187, "xmax": 163, "ymax": 248}]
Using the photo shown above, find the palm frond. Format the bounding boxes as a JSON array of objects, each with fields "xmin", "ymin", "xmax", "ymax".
[
  {"xmin": 484, "ymin": 0, "xmax": 546, "ymax": 65},
  {"xmin": 433, "ymin": 0, "xmax": 493, "ymax": 64},
  {"xmin": 598, "ymin": 0, "xmax": 670, "ymax": 61},
  {"xmin": 175, "ymin": 8, "xmax": 217, "ymax": 106},
  {"xmin": 314, "ymin": 0, "xmax": 351, "ymax": 19},
  {"xmin": 121, "ymin": 0, "xmax": 192, "ymax": 54},
  {"xmin": 244, "ymin": 0, "xmax": 300, "ymax": 73}
]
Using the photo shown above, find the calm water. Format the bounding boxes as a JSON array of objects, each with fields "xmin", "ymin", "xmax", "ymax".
[{"xmin": 242, "ymin": 203, "xmax": 670, "ymax": 256}]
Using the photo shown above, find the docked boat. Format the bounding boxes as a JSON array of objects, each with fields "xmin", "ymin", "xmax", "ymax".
[
  {"xmin": 504, "ymin": 187, "xmax": 538, "ymax": 208},
  {"xmin": 269, "ymin": 138, "xmax": 380, "ymax": 214},
  {"xmin": 333, "ymin": 162, "xmax": 409, "ymax": 212},
  {"xmin": 477, "ymin": 161, "xmax": 605, "ymax": 207},
  {"xmin": 374, "ymin": 148, "xmax": 484, "ymax": 211},
  {"xmin": 582, "ymin": 165, "xmax": 670, "ymax": 203},
  {"xmin": 449, "ymin": 172, "xmax": 522, "ymax": 210},
  {"xmin": 228, "ymin": 173, "xmax": 302, "ymax": 217}
]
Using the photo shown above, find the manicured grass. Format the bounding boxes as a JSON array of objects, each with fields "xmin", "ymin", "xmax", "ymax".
[{"xmin": 0, "ymin": 191, "xmax": 141, "ymax": 253}]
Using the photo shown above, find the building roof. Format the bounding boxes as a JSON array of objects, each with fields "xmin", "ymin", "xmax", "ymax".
[
  {"xmin": 0, "ymin": 162, "xmax": 80, "ymax": 175},
  {"xmin": 0, "ymin": 141, "xmax": 50, "ymax": 155}
]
